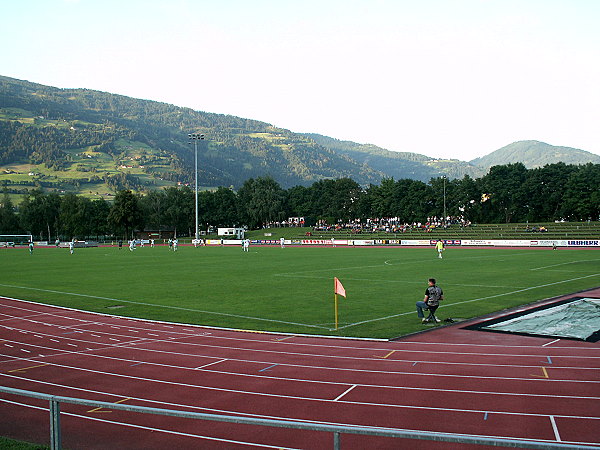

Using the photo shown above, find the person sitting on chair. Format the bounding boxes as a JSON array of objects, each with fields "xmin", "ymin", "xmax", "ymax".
[{"xmin": 416, "ymin": 278, "xmax": 443, "ymax": 323}]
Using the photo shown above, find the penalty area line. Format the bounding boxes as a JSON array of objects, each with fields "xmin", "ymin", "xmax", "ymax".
[{"xmin": 0, "ymin": 284, "xmax": 329, "ymax": 330}]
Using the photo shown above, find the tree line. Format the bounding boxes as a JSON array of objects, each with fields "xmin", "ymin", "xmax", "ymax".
[{"xmin": 0, "ymin": 162, "xmax": 599, "ymax": 240}]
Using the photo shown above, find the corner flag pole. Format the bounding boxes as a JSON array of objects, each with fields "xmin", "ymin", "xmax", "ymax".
[
  {"xmin": 333, "ymin": 277, "xmax": 346, "ymax": 331},
  {"xmin": 334, "ymin": 293, "xmax": 339, "ymax": 330}
]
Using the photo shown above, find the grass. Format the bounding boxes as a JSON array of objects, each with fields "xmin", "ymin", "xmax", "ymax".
[
  {"xmin": 0, "ymin": 437, "xmax": 47, "ymax": 450},
  {"xmin": 1, "ymin": 245, "xmax": 599, "ymax": 339}
]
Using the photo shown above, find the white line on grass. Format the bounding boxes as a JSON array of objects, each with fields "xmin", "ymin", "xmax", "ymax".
[
  {"xmin": 336, "ymin": 272, "xmax": 600, "ymax": 330},
  {"xmin": 275, "ymin": 252, "xmax": 532, "ymax": 278},
  {"xmin": 0, "ymin": 283, "xmax": 329, "ymax": 331},
  {"xmin": 530, "ymin": 259, "xmax": 600, "ymax": 271},
  {"xmin": 276, "ymin": 274, "xmax": 525, "ymax": 290}
]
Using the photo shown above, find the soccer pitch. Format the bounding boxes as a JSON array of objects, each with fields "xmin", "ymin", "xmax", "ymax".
[{"xmin": 2, "ymin": 245, "xmax": 599, "ymax": 339}]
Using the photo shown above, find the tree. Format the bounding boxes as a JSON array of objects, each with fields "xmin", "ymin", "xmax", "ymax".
[
  {"xmin": 108, "ymin": 190, "xmax": 144, "ymax": 239},
  {"xmin": 162, "ymin": 186, "xmax": 194, "ymax": 235},
  {"xmin": 237, "ymin": 176, "xmax": 286, "ymax": 228},
  {"xmin": 88, "ymin": 198, "xmax": 111, "ymax": 239},
  {"xmin": 59, "ymin": 194, "xmax": 88, "ymax": 239},
  {"xmin": 561, "ymin": 163, "xmax": 600, "ymax": 221},
  {"xmin": 139, "ymin": 190, "xmax": 166, "ymax": 231},
  {"xmin": 0, "ymin": 191, "xmax": 20, "ymax": 234},
  {"xmin": 18, "ymin": 190, "xmax": 61, "ymax": 240},
  {"xmin": 479, "ymin": 163, "xmax": 528, "ymax": 223},
  {"xmin": 209, "ymin": 187, "xmax": 239, "ymax": 227}
]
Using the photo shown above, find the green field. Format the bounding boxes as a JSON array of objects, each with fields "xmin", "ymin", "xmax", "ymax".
[{"xmin": 1, "ymin": 245, "xmax": 599, "ymax": 339}]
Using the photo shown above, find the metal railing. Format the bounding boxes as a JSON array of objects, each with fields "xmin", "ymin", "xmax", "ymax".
[{"xmin": 0, "ymin": 386, "xmax": 596, "ymax": 450}]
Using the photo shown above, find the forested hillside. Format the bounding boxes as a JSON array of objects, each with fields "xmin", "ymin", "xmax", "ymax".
[
  {"xmin": 1, "ymin": 75, "xmax": 486, "ymax": 200},
  {"xmin": 0, "ymin": 76, "xmax": 384, "ymax": 196},
  {"xmin": 0, "ymin": 75, "xmax": 387, "ymax": 195}
]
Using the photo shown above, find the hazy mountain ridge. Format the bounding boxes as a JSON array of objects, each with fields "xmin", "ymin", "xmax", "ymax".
[
  {"xmin": 304, "ymin": 134, "xmax": 486, "ymax": 181},
  {"xmin": 470, "ymin": 140, "xmax": 600, "ymax": 169}
]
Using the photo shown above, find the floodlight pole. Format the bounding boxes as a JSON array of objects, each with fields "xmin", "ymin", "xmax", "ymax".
[
  {"xmin": 188, "ymin": 133, "xmax": 205, "ymax": 241},
  {"xmin": 443, "ymin": 176, "xmax": 447, "ymax": 227}
]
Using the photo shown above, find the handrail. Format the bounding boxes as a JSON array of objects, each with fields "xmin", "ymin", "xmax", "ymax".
[{"xmin": 1, "ymin": 386, "xmax": 596, "ymax": 450}]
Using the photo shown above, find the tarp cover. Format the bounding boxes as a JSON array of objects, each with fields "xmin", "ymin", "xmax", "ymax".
[{"xmin": 482, "ymin": 298, "xmax": 600, "ymax": 340}]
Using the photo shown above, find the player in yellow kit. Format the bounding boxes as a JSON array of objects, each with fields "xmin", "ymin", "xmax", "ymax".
[{"xmin": 435, "ymin": 239, "xmax": 445, "ymax": 259}]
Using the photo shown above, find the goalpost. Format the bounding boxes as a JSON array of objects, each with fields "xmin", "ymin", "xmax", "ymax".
[{"xmin": 0, "ymin": 234, "xmax": 33, "ymax": 246}]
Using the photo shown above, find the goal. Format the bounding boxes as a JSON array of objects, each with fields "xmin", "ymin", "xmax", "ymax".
[{"xmin": 0, "ymin": 234, "xmax": 33, "ymax": 247}]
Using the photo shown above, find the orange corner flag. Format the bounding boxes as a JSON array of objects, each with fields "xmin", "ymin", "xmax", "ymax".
[{"xmin": 334, "ymin": 277, "xmax": 346, "ymax": 298}]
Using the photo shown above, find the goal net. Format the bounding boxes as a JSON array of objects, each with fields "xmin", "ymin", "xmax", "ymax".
[{"xmin": 0, "ymin": 235, "xmax": 33, "ymax": 246}]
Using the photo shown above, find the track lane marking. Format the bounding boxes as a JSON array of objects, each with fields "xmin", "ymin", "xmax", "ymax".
[
  {"xmin": 8, "ymin": 363, "xmax": 49, "ymax": 373},
  {"xmin": 531, "ymin": 367, "xmax": 550, "ymax": 379},
  {"xmin": 3, "ymin": 296, "xmax": 599, "ymax": 352},
  {"xmin": 0, "ymin": 397, "xmax": 299, "ymax": 449},
  {"xmin": 334, "ymin": 385, "xmax": 357, "ymax": 401},
  {"xmin": 2, "ymin": 371, "xmax": 597, "ymax": 421},
  {"xmin": 87, "ymin": 397, "xmax": 131, "ymax": 413},
  {"xmin": 550, "ymin": 416, "xmax": 561, "ymax": 442},
  {"xmin": 542, "ymin": 339, "xmax": 561, "ymax": 347}
]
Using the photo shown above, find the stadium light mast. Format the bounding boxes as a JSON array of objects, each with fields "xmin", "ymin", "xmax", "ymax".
[
  {"xmin": 188, "ymin": 133, "xmax": 205, "ymax": 241},
  {"xmin": 443, "ymin": 175, "xmax": 447, "ymax": 227}
]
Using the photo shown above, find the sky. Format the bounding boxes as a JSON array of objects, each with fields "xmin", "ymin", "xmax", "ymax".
[{"xmin": 2, "ymin": 0, "xmax": 599, "ymax": 161}]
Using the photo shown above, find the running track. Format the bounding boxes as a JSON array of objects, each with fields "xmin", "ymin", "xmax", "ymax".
[{"xmin": 0, "ymin": 290, "xmax": 599, "ymax": 449}]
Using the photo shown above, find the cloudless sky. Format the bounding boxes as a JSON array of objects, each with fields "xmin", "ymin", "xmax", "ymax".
[{"xmin": 2, "ymin": 0, "xmax": 599, "ymax": 161}]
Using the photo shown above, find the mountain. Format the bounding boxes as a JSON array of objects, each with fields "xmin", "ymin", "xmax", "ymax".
[
  {"xmin": 4, "ymin": 76, "xmax": 594, "ymax": 201},
  {"xmin": 0, "ymin": 75, "xmax": 488, "ymax": 199},
  {"xmin": 304, "ymin": 134, "xmax": 485, "ymax": 181},
  {"xmin": 471, "ymin": 140, "xmax": 600, "ymax": 169},
  {"xmin": 0, "ymin": 75, "xmax": 384, "ymax": 196}
]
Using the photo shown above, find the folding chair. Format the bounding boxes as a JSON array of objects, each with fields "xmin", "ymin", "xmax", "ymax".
[{"xmin": 425, "ymin": 304, "xmax": 441, "ymax": 323}]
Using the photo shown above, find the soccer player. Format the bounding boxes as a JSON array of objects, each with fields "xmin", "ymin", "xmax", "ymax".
[
  {"xmin": 28, "ymin": 241, "xmax": 34, "ymax": 255},
  {"xmin": 280, "ymin": 237, "xmax": 285, "ymax": 248},
  {"xmin": 173, "ymin": 239, "xmax": 178, "ymax": 252},
  {"xmin": 435, "ymin": 239, "xmax": 445, "ymax": 258},
  {"xmin": 69, "ymin": 240, "xmax": 74, "ymax": 254},
  {"xmin": 129, "ymin": 240, "xmax": 136, "ymax": 251}
]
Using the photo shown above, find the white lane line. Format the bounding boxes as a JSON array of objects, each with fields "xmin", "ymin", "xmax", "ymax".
[
  {"xmin": 0, "ymin": 398, "xmax": 298, "ymax": 450},
  {"xmin": 334, "ymin": 385, "xmax": 357, "ymax": 401},
  {"xmin": 2, "ymin": 370, "xmax": 596, "ymax": 421},
  {"xmin": 542, "ymin": 339, "xmax": 561, "ymax": 347},
  {"xmin": 6, "ymin": 298, "xmax": 594, "ymax": 353},
  {"xmin": 3, "ymin": 347, "xmax": 599, "ymax": 407},
  {"xmin": 3, "ymin": 322, "xmax": 600, "ymax": 374},
  {"xmin": 195, "ymin": 359, "xmax": 227, "ymax": 370},
  {"xmin": 550, "ymin": 415, "xmax": 561, "ymax": 442},
  {"xmin": 1, "ymin": 382, "xmax": 593, "ymax": 448}
]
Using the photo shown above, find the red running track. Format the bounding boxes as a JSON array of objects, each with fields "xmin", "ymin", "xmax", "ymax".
[{"xmin": 0, "ymin": 291, "xmax": 599, "ymax": 449}]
